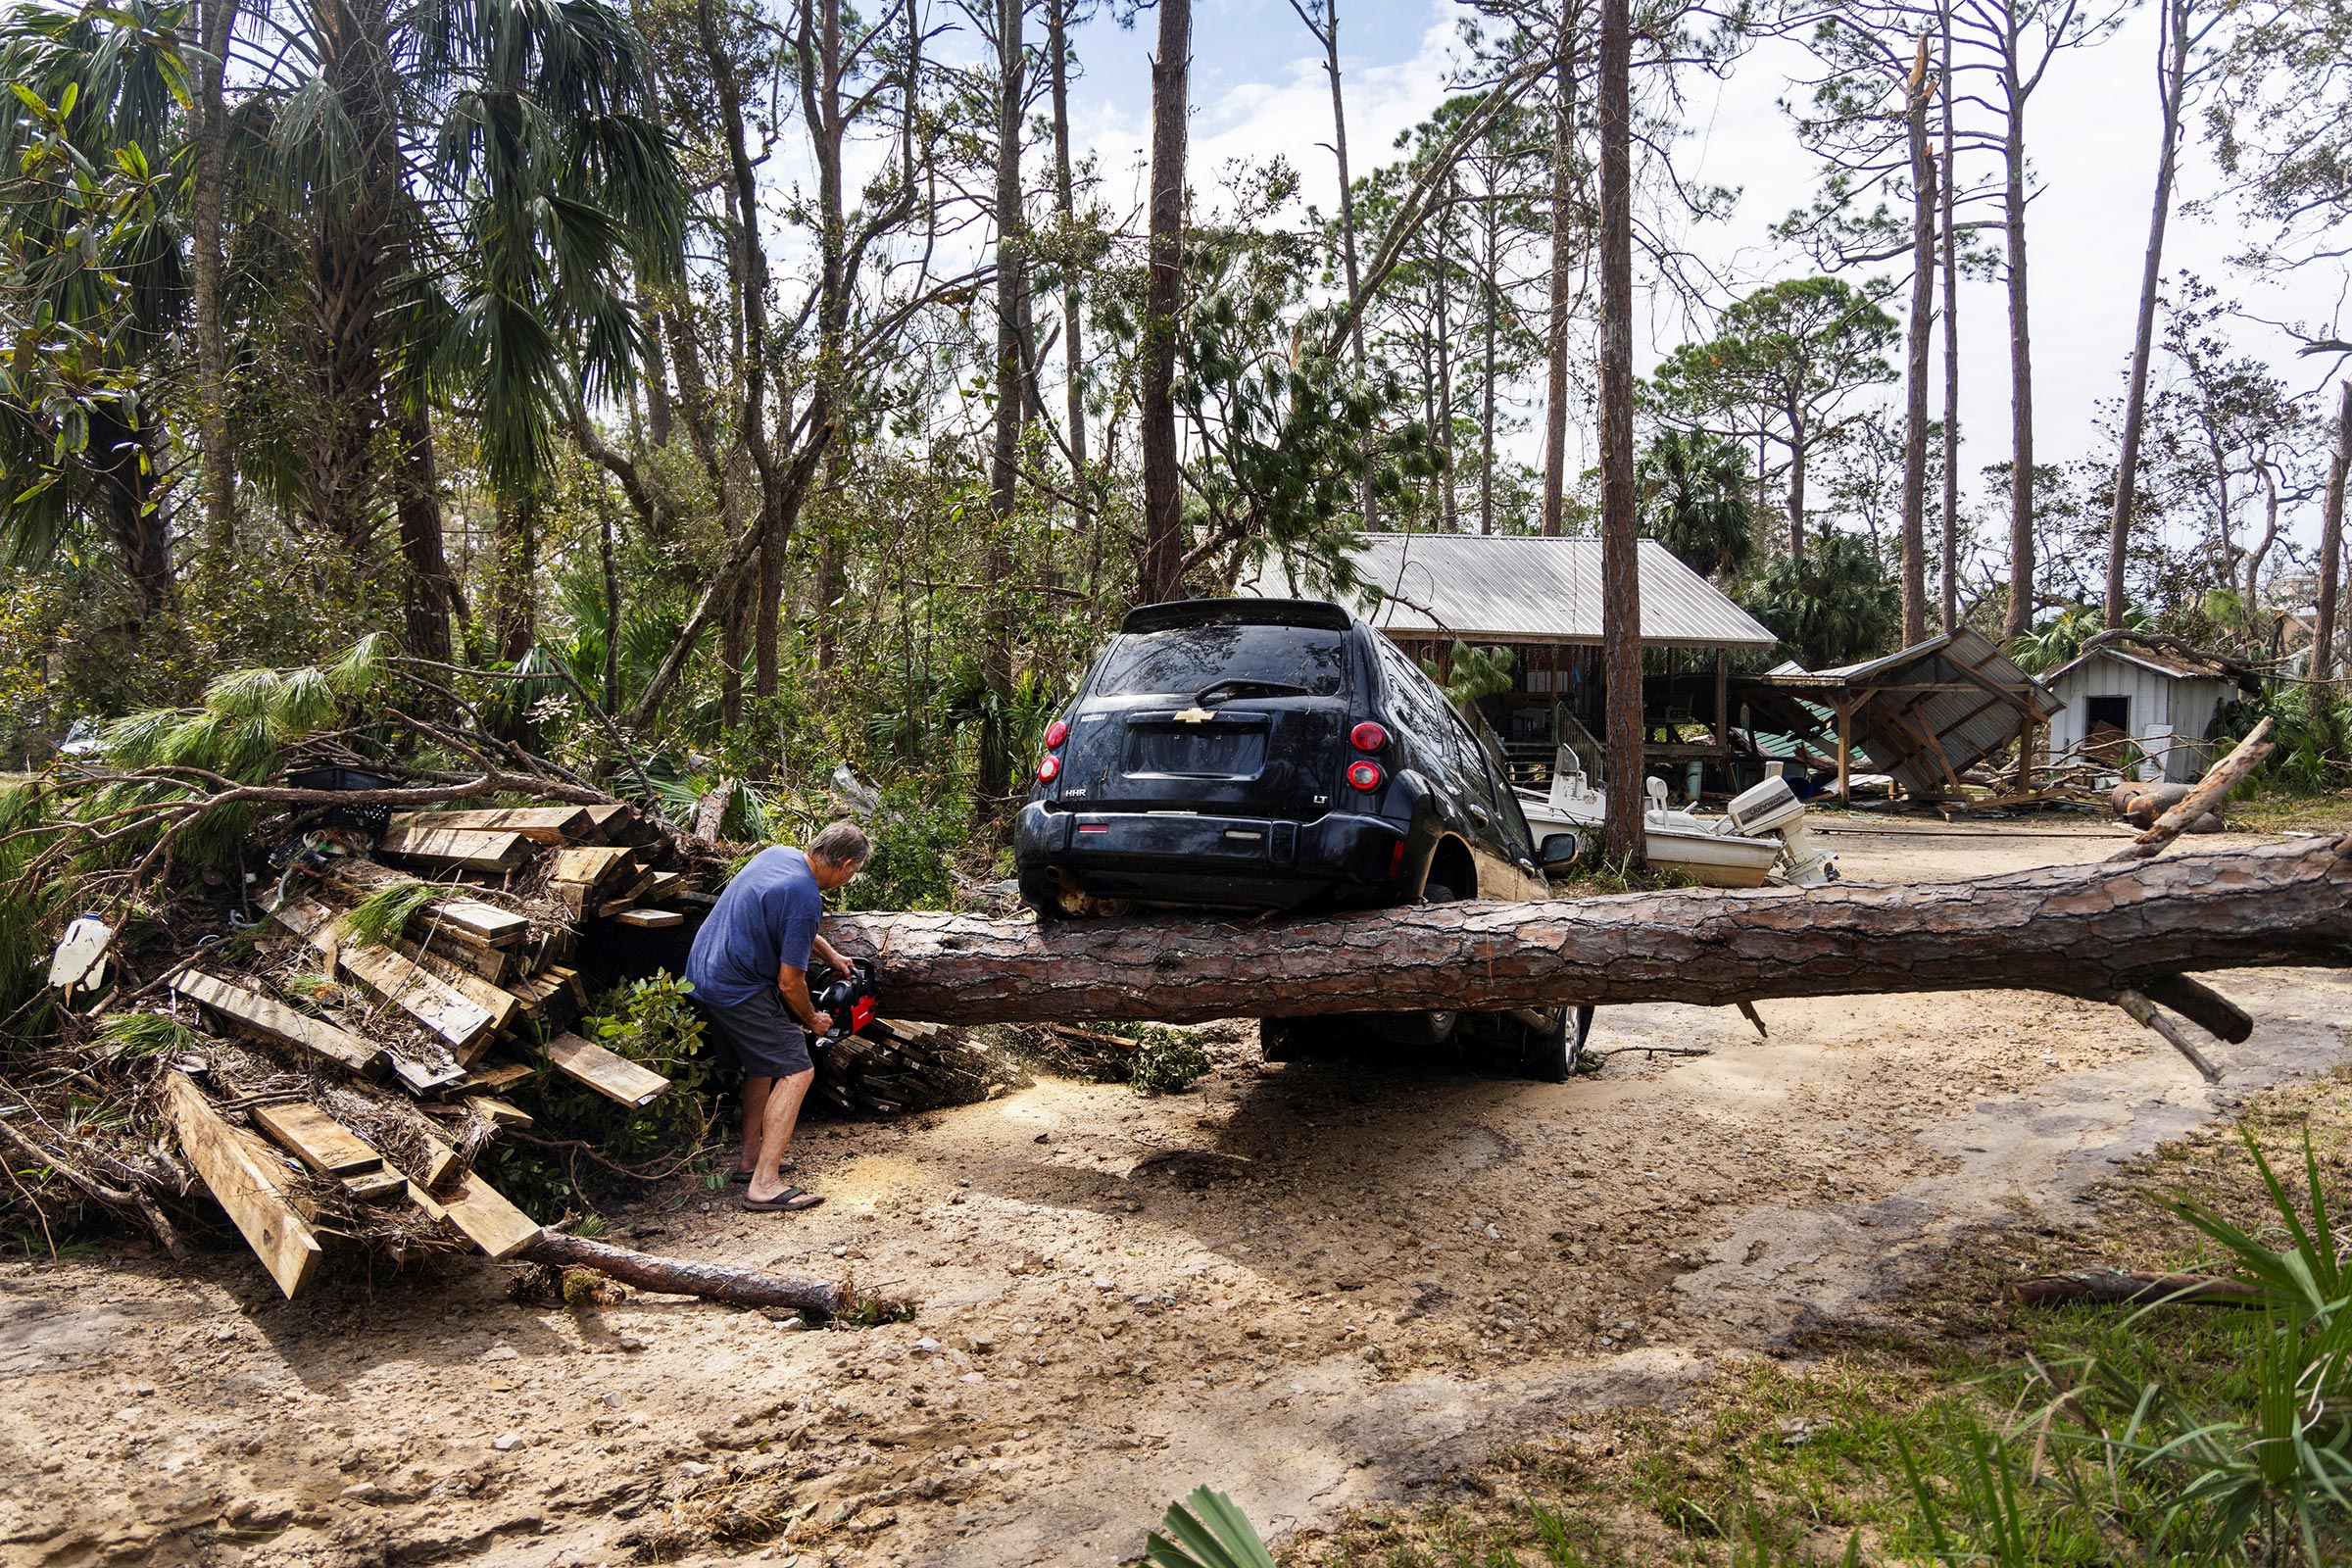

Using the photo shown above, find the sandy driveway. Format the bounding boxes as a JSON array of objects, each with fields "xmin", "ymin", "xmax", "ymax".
[{"xmin": 4, "ymin": 822, "xmax": 2343, "ymax": 1568}]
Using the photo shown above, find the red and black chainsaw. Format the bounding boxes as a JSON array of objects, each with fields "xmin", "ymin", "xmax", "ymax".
[{"xmin": 813, "ymin": 957, "xmax": 878, "ymax": 1047}]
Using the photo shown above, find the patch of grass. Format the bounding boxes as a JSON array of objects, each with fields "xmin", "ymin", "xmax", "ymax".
[
  {"xmin": 2228, "ymin": 788, "xmax": 2352, "ymax": 836},
  {"xmin": 1282, "ymin": 1070, "xmax": 2352, "ymax": 1567}
]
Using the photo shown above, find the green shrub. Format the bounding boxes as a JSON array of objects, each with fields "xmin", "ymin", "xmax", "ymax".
[{"xmin": 1129, "ymin": 1026, "xmax": 1211, "ymax": 1096}]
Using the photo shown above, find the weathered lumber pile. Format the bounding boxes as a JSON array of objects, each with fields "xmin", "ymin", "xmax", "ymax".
[
  {"xmin": 126, "ymin": 802, "xmax": 698, "ymax": 1296},
  {"xmin": 63, "ymin": 797, "xmax": 1006, "ymax": 1312}
]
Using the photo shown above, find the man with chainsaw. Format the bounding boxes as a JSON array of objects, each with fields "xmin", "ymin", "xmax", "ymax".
[{"xmin": 685, "ymin": 820, "xmax": 871, "ymax": 1213}]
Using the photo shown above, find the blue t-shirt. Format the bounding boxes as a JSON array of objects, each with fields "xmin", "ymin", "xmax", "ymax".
[{"xmin": 685, "ymin": 847, "xmax": 825, "ymax": 1008}]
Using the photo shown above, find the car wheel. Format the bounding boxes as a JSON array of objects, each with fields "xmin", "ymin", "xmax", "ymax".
[
  {"xmin": 1408, "ymin": 881, "xmax": 1461, "ymax": 1045},
  {"xmin": 1260, "ymin": 1016, "xmax": 1335, "ymax": 1061},
  {"xmin": 1017, "ymin": 868, "xmax": 1065, "ymax": 921},
  {"xmin": 1517, "ymin": 1004, "xmax": 1595, "ymax": 1083}
]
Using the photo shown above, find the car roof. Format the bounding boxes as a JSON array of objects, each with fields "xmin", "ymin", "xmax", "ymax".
[{"xmin": 1119, "ymin": 598, "xmax": 1357, "ymax": 635}]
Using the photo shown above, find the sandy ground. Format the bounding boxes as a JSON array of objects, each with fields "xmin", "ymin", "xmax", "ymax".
[{"xmin": 5, "ymin": 820, "xmax": 2347, "ymax": 1568}]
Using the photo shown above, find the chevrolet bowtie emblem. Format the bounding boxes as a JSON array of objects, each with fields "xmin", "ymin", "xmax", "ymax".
[{"xmin": 1172, "ymin": 707, "xmax": 1216, "ymax": 724}]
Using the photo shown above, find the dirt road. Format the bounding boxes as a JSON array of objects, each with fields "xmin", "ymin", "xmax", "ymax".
[{"xmin": 5, "ymin": 822, "xmax": 2344, "ymax": 1568}]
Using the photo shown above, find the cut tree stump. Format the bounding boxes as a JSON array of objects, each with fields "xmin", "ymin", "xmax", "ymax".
[
  {"xmin": 823, "ymin": 836, "xmax": 2352, "ymax": 1027},
  {"xmin": 163, "ymin": 1073, "xmax": 322, "ymax": 1299}
]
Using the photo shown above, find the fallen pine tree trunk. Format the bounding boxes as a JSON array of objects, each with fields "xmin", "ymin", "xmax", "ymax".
[{"xmin": 826, "ymin": 834, "xmax": 2352, "ymax": 1026}]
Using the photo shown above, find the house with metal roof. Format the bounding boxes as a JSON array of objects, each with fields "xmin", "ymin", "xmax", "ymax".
[
  {"xmin": 1234, "ymin": 533, "xmax": 1779, "ymax": 780},
  {"xmin": 2039, "ymin": 644, "xmax": 2237, "ymax": 784}
]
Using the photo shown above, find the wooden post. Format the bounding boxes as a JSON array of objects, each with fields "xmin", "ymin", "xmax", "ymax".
[
  {"xmin": 1836, "ymin": 697, "xmax": 1854, "ymax": 806},
  {"xmin": 1713, "ymin": 650, "xmax": 1729, "ymax": 751}
]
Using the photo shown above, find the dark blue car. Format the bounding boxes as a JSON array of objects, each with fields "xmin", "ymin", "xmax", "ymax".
[{"xmin": 1014, "ymin": 597, "xmax": 1590, "ymax": 1078}]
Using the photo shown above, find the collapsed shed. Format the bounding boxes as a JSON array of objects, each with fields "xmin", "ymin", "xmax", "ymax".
[{"xmin": 1733, "ymin": 629, "xmax": 2063, "ymax": 805}]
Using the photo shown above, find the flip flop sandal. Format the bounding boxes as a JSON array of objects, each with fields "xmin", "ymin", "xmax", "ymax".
[{"xmin": 740, "ymin": 1187, "xmax": 823, "ymax": 1212}]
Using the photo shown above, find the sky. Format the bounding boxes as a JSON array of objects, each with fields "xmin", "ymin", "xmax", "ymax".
[{"xmin": 1039, "ymin": 0, "xmax": 2351, "ymax": 563}]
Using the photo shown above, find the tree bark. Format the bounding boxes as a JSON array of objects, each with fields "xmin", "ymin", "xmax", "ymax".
[
  {"xmin": 2002, "ymin": 66, "xmax": 2035, "ymax": 640},
  {"xmin": 2106, "ymin": 0, "xmax": 2189, "ymax": 631},
  {"xmin": 824, "ymin": 835, "xmax": 2352, "ymax": 1024},
  {"xmin": 189, "ymin": 0, "xmax": 239, "ymax": 555},
  {"xmin": 979, "ymin": 0, "xmax": 1025, "ymax": 799},
  {"xmin": 1597, "ymin": 0, "xmax": 1641, "ymax": 864},
  {"xmin": 395, "ymin": 401, "xmax": 454, "ymax": 660},
  {"xmin": 1541, "ymin": 25, "xmax": 1577, "ymax": 538},
  {"xmin": 1481, "ymin": 173, "xmax": 1497, "ymax": 537},
  {"xmin": 2313, "ymin": 381, "xmax": 2350, "ymax": 682},
  {"xmin": 1901, "ymin": 36, "xmax": 1935, "ymax": 647},
  {"xmin": 1290, "ymin": 0, "xmax": 1372, "ymax": 529},
  {"xmin": 1138, "ymin": 0, "xmax": 1191, "ymax": 604},
  {"xmin": 1047, "ymin": 0, "xmax": 1088, "ymax": 523},
  {"xmin": 520, "ymin": 1232, "xmax": 849, "ymax": 1316},
  {"xmin": 1939, "ymin": 0, "xmax": 1960, "ymax": 632}
]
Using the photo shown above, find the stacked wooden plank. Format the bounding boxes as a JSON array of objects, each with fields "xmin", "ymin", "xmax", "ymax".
[{"xmin": 150, "ymin": 797, "xmax": 700, "ymax": 1296}]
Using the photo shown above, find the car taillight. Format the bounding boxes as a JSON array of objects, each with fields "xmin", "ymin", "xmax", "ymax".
[
  {"xmin": 1347, "ymin": 760, "xmax": 1383, "ymax": 791},
  {"xmin": 1388, "ymin": 841, "xmax": 1406, "ymax": 879},
  {"xmin": 1045, "ymin": 719, "xmax": 1069, "ymax": 749},
  {"xmin": 1350, "ymin": 721, "xmax": 1388, "ymax": 752},
  {"xmin": 1037, "ymin": 755, "xmax": 1061, "ymax": 782}
]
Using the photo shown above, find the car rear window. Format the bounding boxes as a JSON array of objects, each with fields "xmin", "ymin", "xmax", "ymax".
[{"xmin": 1094, "ymin": 622, "xmax": 1349, "ymax": 699}]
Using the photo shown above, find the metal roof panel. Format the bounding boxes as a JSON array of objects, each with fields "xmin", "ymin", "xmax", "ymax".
[{"xmin": 1233, "ymin": 533, "xmax": 1779, "ymax": 650}]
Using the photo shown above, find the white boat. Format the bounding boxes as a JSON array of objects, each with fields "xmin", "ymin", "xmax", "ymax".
[{"xmin": 1516, "ymin": 749, "xmax": 1836, "ymax": 889}]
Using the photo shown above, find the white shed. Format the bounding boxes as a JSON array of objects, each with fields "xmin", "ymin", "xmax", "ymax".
[{"xmin": 2041, "ymin": 646, "xmax": 2234, "ymax": 784}]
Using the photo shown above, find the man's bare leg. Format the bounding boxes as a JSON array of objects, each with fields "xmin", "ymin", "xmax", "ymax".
[
  {"xmin": 737, "ymin": 1077, "xmax": 772, "ymax": 1175},
  {"xmin": 744, "ymin": 1067, "xmax": 815, "ymax": 1204}
]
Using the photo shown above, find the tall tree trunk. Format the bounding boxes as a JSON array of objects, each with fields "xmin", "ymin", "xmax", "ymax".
[
  {"xmin": 1900, "ymin": 37, "xmax": 1935, "ymax": 647},
  {"xmin": 600, "ymin": 487, "xmax": 621, "ymax": 714},
  {"xmin": 1597, "ymin": 0, "xmax": 1641, "ymax": 865},
  {"xmin": 306, "ymin": 0, "xmax": 401, "ymax": 562},
  {"xmin": 1540, "ymin": 26, "xmax": 1577, "ymax": 537},
  {"xmin": 2002, "ymin": 70, "xmax": 2035, "ymax": 639},
  {"xmin": 2106, "ymin": 0, "xmax": 2189, "ymax": 631},
  {"xmin": 698, "ymin": 0, "xmax": 795, "ymax": 709},
  {"xmin": 1138, "ymin": 0, "xmax": 1191, "ymax": 603},
  {"xmin": 492, "ymin": 488, "xmax": 536, "ymax": 662},
  {"xmin": 2314, "ymin": 382, "xmax": 2351, "ymax": 682},
  {"xmin": 190, "ymin": 0, "xmax": 239, "ymax": 555},
  {"xmin": 1786, "ymin": 407, "xmax": 1807, "ymax": 557},
  {"xmin": 1299, "ymin": 0, "xmax": 1372, "ymax": 528},
  {"xmin": 1436, "ymin": 183, "xmax": 1456, "ymax": 532},
  {"xmin": 827, "ymin": 836, "xmax": 2352, "ymax": 1024},
  {"xmin": 979, "ymin": 0, "xmax": 1026, "ymax": 801},
  {"xmin": 720, "ymin": 579, "xmax": 745, "ymax": 728},
  {"xmin": 395, "ymin": 402, "xmax": 453, "ymax": 659},
  {"xmin": 1047, "ymin": 0, "xmax": 1087, "ymax": 522},
  {"xmin": 1939, "ymin": 0, "xmax": 1960, "ymax": 632},
  {"xmin": 1481, "ymin": 184, "xmax": 1497, "ymax": 537},
  {"xmin": 643, "ymin": 311, "xmax": 674, "ymax": 450}
]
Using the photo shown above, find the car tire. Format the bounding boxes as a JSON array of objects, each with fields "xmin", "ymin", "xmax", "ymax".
[
  {"xmin": 1407, "ymin": 881, "xmax": 1461, "ymax": 1045},
  {"xmin": 1016, "ymin": 869, "xmax": 1065, "ymax": 921},
  {"xmin": 1517, "ymin": 1004, "xmax": 1595, "ymax": 1083}
]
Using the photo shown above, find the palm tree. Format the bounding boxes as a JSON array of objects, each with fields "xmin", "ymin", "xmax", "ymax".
[
  {"xmin": 0, "ymin": 0, "xmax": 190, "ymax": 625},
  {"xmin": 1638, "ymin": 426, "xmax": 1755, "ymax": 580},
  {"xmin": 226, "ymin": 0, "xmax": 684, "ymax": 653},
  {"xmin": 1743, "ymin": 529, "xmax": 1901, "ymax": 669}
]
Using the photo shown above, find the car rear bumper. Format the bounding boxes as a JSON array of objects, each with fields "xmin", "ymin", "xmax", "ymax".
[{"xmin": 1015, "ymin": 803, "xmax": 1406, "ymax": 909}]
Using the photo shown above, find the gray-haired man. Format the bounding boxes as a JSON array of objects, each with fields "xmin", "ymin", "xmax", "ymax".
[{"xmin": 685, "ymin": 820, "xmax": 871, "ymax": 1212}]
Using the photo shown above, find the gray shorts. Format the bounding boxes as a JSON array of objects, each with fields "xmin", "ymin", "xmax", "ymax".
[{"xmin": 697, "ymin": 990, "xmax": 813, "ymax": 1079}]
